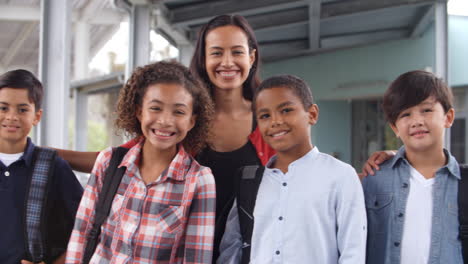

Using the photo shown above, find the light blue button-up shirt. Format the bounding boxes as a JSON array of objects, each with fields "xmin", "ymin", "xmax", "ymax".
[
  {"xmin": 218, "ymin": 147, "xmax": 367, "ymax": 264},
  {"xmin": 362, "ymin": 146, "xmax": 462, "ymax": 264}
]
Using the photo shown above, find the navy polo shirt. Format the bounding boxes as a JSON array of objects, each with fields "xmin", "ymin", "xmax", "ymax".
[{"xmin": 0, "ymin": 138, "xmax": 83, "ymax": 264}]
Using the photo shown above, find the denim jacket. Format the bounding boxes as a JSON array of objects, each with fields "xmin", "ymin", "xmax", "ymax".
[{"xmin": 362, "ymin": 146, "xmax": 462, "ymax": 264}]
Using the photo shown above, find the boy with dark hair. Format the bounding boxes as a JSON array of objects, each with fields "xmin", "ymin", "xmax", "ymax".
[
  {"xmin": 0, "ymin": 69, "xmax": 83, "ymax": 264},
  {"xmin": 218, "ymin": 74, "xmax": 367, "ymax": 263},
  {"xmin": 363, "ymin": 70, "xmax": 462, "ymax": 263}
]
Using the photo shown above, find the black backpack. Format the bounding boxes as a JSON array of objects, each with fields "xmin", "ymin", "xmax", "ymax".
[
  {"xmin": 23, "ymin": 147, "xmax": 57, "ymax": 263},
  {"xmin": 459, "ymin": 165, "xmax": 468, "ymax": 263},
  {"xmin": 82, "ymin": 147, "xmax": 129, "ymax": 264},
  {"xmin": 235, "ymin": 165, "xmax": 265, "ymax": 264}
]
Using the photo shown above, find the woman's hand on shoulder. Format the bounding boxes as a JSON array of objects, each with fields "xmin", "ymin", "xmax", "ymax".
[{"xmin": 359, "ymin": 150, "xmax": 397, "ymax": 179}]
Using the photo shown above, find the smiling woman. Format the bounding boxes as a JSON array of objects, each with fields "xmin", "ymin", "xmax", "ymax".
[
  {"xmin": 189, "ymin": 15, "xmax": 275, "ymax": 261},
  {"xmin": 204, "ymin": 25, "xmax": 256, "ymax": 94}
]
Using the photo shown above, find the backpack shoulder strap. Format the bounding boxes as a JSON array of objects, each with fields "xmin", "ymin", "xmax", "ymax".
[
  {"xmin": 23, "ymin": 147, "xmax": 57, "ymax": 263},
  {"xmin": 83, "ymin": 147, "xmax": 129, "ymax": 264},
  {"xmin": 459, "ymin": 164, "xmax": 468, "ymax": 263},
  {"xmin": 235, "ymin": 165, "xmax": 265, "ymax": 264}
]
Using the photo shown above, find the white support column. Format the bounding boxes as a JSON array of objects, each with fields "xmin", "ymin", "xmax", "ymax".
[
  {"xmin": 179, "ymin": 44, "xmax": 194, "ymax": 67},
  {"xmin": 74, "ymin": 21, "xmax": 90, "ymax": 80},
  {"xmin": 38, "ymin": 0, "xmax": 71, "ymax": 148},
  {"xmin": 75, "ymin": 89, "xmax": 88, "ymax": 151},
  {"xmin": 127, "ymin": 5, "xmax": 150, "ymax": 79},
  {"xmin": 435, "ymin": 2, "xmax": 448, "ymax": 81},
  {"xmin": 73, "ymin": 21, "xmax": 90, "ymax": 151},
  {"xmin": 435, "ymin": 1, "xmax": 450, "ymax": 149}
]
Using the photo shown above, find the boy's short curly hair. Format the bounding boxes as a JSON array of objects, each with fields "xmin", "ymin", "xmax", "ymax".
[
  {"xmin": 253, "ymin": 74, "xmax": 314, "ymax": 113},
  {"xmin": 115, "ymin": 60, "xmax": 214, "ymax": 154}
]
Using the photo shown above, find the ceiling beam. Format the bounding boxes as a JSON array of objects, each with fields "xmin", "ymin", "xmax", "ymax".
[
  {"xmin": 246, "ymin": 7, "xmax": 308, "ymax": 30},
  {"xmin": 170, "ymin": 0, "xmax": 308, "ymax": 27},
  {"xmin": 321, "ymin": 0, "xmax": 435, "ymax": 21},
  {"xmin": 260, "ymin": 39, "xmax": 308, "ymax": 58},
  {"xmin": 309, "ymin": 0, "xmax": 321, "ymax": 50},
  {"xmin": 254, "ymin": 21, "xmax": 308, "ymax": 43},
  {"xmin": 153, "ymin": 9, "xmax": 191, "ymax": 46},
  {"xmin": 410, "ymin": 5, "xmax": 434, "ymax": 37},
  {"xmin": 85, "ymin": 11, "xmax": 126, "ymax": 25},
  {"xmin": 264, "ymin": 28, "xmax": 410, "ymax": 62},
  {"xmin": 2, "ymin": 22, "xmax": 37, "ymax": 68},
  {"xmin": 186, "ymin": 7, "xmax": 309, "ymax": 41},
  {"xmin": 79, "ymin": 0, "xmax": 106, "ymax": 22},
  {"xmin": 0, "ymin": 5, "xmax": 124, "ymax": 25},
  {"xmin": 320, "ymin": 28, "xmax": 409, "ymax": 49},
  {"xmin": 174, "ymin": 0, "xmax": 435, "ymax": 35},
  {"xmin": 0, "ymin": 5, "xmax": 39, "ymax": 21}
]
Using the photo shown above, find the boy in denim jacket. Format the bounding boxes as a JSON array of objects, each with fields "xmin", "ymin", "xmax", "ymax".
[{"xmin": 363, "ymin": 70, "xmax": 462, "ymax": 263}]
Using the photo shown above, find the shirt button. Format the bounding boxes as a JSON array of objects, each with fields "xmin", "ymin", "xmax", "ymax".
[
  {"xmin": 282, "ymin": 182, "xmax": 287, "ymax": 187},
  {"xmin": 278, "ymin": 216, "xmax": 283, "ymax": 221},
  {"xmin": 275, "ymin": 250, "xmax": 280, "ymax": 255},
  {"xmin": 394, "ymin": 242, "xmax": 400, "ymax": 247},
  {"xmin": 259, "ymin": 152, "xmax": 264, "ymax": 156},
  {"xmin": 398, "ymin": 213, "xmax": 404, "ymax": 218},
  {"xmin": 402, "ymin": 183, "xmax": 408, "ymax": 188},
  {"xmin": 4, "ymin": 171, "xmax": 10, "ymax": 177}
]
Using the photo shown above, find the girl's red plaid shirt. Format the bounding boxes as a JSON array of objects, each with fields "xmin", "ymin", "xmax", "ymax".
[{"xmin": 66, "ymin": 138, "xmax": 216, "ymax": 264}]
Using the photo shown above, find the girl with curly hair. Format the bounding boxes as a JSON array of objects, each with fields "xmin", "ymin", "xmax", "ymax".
[
  {"xmin": 66, "ymin": 61, "xmax": 216, "ymax": 264},
  {"xmin": 58, "ymin": 14, "xmax": 275, "ymax": 261}
]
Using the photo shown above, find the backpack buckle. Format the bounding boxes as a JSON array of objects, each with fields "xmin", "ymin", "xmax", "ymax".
[{"xmin": 459, "ymin": 224, "xmax": 468, "ymax": 240}]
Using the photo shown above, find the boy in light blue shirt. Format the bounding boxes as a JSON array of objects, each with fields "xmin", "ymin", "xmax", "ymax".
[
  {"xmin": 363, "ymin": 70, "xmax": 462, "ymax": 263},
  {"xmin": 218, "ymin": 75, "xmax": 367, "ymax": 264}
]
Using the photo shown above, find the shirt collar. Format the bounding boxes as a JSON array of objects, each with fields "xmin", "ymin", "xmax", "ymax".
[
  {"xmin": 444, "ymin": 149, "xmax": 460, "ymax": 179},
  {"xmin": 390, "ymin": 146, "xmax": 460, "ymax": 179},
  {"xmin": 265, "ymin": 146, "xmax": 319, "ymax": 170},
  {"xmin": 120, "ymin": 138, "xmax": 193, "ymax": 182},
  {"xmin": 389, "ymin": 146, "xmax": 406, "ymax": 168},
  {"xmin": 21, "ymin": 137, "xmax": 35, "ymax": 167}
]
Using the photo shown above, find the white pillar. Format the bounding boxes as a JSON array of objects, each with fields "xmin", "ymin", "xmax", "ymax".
[
  {"xmin": 74, "ymin": 21, "xmax": 90, "ymax": 80},
  {"xmin": 73, "ymin": 21, "xmax": 90, "ymax": 151},
  {"xmin": 127, "ymin": 5, "xmax": 150, "ymax": 79},
  {"xmin": 38, "ymin": 0, "xmax": 71, "ymax": 148},
  {"xmin": 74, "ymin": 90, "xmax": 88, "ymax": 151},
  {"xmin": 435, "ymin": 1, "xmax": 450, "ymax": 150},
  {"xmin": 435, "ymin": 2, "xmax": 448, "ymax": 81}
]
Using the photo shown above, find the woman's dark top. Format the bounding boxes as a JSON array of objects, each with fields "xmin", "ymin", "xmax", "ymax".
[{"xmin": 197, "ymin": 140, "xmax": 261, "ymax": 262}]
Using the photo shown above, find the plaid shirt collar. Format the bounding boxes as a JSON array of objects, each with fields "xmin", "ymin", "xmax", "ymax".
[{"xmin": 119, "ymin": 137, "xmax": 192, "ymax": 182}]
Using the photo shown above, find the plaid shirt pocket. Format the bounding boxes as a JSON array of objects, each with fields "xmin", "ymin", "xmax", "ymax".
[{"xmin": 147, "ymin": 203, "xmax": 184, "ymax": 233}]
